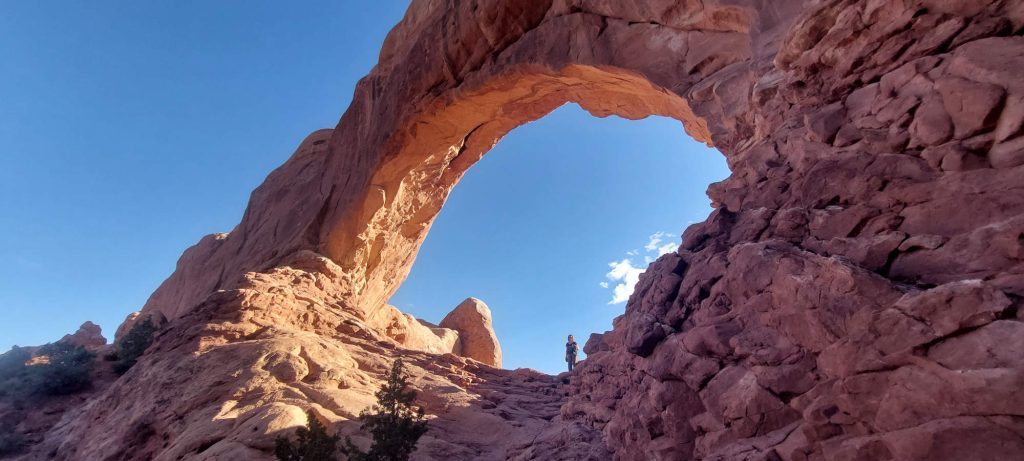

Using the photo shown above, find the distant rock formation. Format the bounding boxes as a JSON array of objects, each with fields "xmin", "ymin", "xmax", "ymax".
[
  {"xmin": 59, "ymin": 321, "xmax": 106, "ymax": 349},
  {"xmin": 12, "ymin": 0, "xmax": 1024, "ymax": 460},
  {"xmin": 362, "ymin": 297, "xmax": 502, "ymax": 366},
  {"xmin": 441, "ymin": 298, "xmax": 502, "ymax": 368}
]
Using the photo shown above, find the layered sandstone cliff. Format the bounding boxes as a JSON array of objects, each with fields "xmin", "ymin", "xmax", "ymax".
[{"xmin": 9, "ymin": 0, "xmax": 1024, "ymax": 460}]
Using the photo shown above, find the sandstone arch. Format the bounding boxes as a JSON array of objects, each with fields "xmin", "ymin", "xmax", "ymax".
[
  {"xmin": 43, "ymin": 1, "xmax": 1024, "ymax": 460},
  {"xmin": 134, "ymin": 0, "xmax": 766, "ymax": 327},
  {"xmin": 324, "ymin": 65, "xmax": 713, "ymax": 314}
]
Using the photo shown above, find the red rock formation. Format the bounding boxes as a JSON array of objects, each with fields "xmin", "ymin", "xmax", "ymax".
[
  {"xmin": 60, "ymin": 321, "xmax": 107, "ymax": 349},
  {"xmin": 17, "ymin": 0, "xmax": 1024, "ymax": 460},
  {"xmin": 23, "ymin": 252, "xmax": 599, "ymax": 460},
  {"xmin": 563, "ymin": 2, "xmax": 1024, "ymax": 459}
]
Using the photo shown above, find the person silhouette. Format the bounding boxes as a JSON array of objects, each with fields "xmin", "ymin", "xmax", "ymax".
[{"xmin": 565, "ymin": 335, "xmax": 579, "ymax": 372}]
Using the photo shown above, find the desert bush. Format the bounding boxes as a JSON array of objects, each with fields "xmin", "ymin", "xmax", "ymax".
[
  {"xmin": 31, "ymin": 341, "xmax": 96, "ymax": 396},
  {"xmin": 0, "ymin": 346, "xmax": 30, "ymax": 380},
  {"xmin": 0, "ymin": 347, "xmax": 30, "ymax": 400},
  {"xmin": 274, "ymin": 410, "xmax": 340, "ymax": 461},
  {"xmin": 113, "ymin": 318, "xmax": 156, "ymax": 374},
  {"xmin": 0, "ymin": 342, "xmax": 95, "ymax": 399},
  {"xmin": 342, "ymin": 359, "xmax": 428, "ymax": 461}
]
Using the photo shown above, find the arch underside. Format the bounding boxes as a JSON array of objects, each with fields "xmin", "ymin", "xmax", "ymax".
[
  {"xmin": 71, "ymin": 0, "xmax": 1024, "ymax": 460},
  {"xmin": 330, "ymin": 65, "xmax": 712, "ymax": 314}
]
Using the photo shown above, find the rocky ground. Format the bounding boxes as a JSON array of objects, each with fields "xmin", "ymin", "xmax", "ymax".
[{"xmin": 2, "ymin": 252, "xmax": 608, "ymax": 461}]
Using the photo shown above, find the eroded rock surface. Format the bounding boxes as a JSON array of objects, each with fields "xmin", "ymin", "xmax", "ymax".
[
  {"xmin": 440, "ymin": 298, "xmax": 502, "ymax": 368},
  {"xmin": 14, "ymin": 0, "xmax": 1024, "ymax": 460},
  {"xmin": 18, "ymin": 252, "xmax": 604, "ymax": 460},
  {"xmin": 563, "ymin": 1, "xmax": 1024, "ymax": 459},
  {"xmin": 60, "ymin": 321, "xmax": 107, "ymax": 349}
]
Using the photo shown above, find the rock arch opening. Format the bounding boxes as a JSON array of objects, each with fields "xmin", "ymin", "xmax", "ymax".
[
  {"xmin": 321, "ymin": 65, "xmax": 715, "ymax": 314},
  {"xmin": 386, "ymin": 102, "xmax": 728, "ymax": 372},
  {"xmin": 287, "ymin": 65, "xmax": 727, "ymax": 370},
  {"xmin": 128, "ymin": 0, "xmax": 763, "ymax": 341}
]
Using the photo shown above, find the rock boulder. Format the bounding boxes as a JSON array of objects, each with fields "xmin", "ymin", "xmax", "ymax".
[
  {"xmin": 60, "ymin": 321, "xmax": 106, "ymax": 349},
  {"xmin": 440, "ymin": 298, "xmax": 502, "ymax": 368}
]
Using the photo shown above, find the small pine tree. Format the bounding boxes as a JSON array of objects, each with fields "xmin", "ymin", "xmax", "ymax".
[
  {"xmin": 342, "ymin": 359, "xmax": 428, "ymax": 461},
  {"xmin": 274, "ymin": 410, "xmax": 341, "ymax": 461},
  {"xmin": 113, "ymin": 318, "xmax": 157, "ymax": 374}
]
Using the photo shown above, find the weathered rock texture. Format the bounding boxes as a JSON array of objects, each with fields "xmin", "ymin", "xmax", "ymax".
[
  {"xmin": 60, "ymin": 321, "xmax": 107, "ymax": 349},
  {"xmin": 16, "ymin": 0, "xmax": 1024, "ymax": 460},
  {"xmin": 440, "ymin": 298, "xmax": 503, "ymax": 368},
  {"xmin": 17, "ymin": 252, "xmax": 603, "ymax": 460},
  {"xmin": 362, "ymin": 298, "xmax": 500, "ymax": 361}
]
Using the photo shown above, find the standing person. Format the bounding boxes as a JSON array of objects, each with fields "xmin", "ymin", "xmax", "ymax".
[{"xmin": 565, "ymin": 335, "xmax": 579, "ymax": 372}]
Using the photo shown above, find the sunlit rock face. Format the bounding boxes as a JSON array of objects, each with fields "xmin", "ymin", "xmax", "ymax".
[
  {"xmin": 23, "ymin": 0, "xmax": 1024, "ymax": 460},
  {"xmin": 441, "ymin": 298, "xmax": 503, "ymax": 368}
]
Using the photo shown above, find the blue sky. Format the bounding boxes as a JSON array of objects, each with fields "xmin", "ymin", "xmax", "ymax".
[{"xmin": 0, "ymin": 2, "xmax": 728, "ymax": 374}]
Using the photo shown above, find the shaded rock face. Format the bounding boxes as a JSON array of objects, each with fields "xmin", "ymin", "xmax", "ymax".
[
  {"xmin": 560, "ymin": 2, "xmax": 1024, "ymax": 459},
  {"xmin": 23, "ymin": 0, "xmax": 1024, "ymax": 460},
  {"xmin": 440, "ymin": 298, "xmax": 503, "ymax": 368}
]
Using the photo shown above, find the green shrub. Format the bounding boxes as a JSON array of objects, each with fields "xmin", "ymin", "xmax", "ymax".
[
  {"xmin": 0, "ymin": 346, "xmax": 30, "ymax": 400},
  {"xmin": 0, "ymin": 346, "xmax": 29, "ymax": 380},
  {"xmin": 342, "ymin": 359, "xmax": 428, "ymax": 461},
  {"xmin": 113, "ymin": 318, "xmax": 157, "ymax": 374},
  {"xmin": 0, "ymin": 342, "xmax": 95, "ymax": 399},
  {"xmin": 31, "ymin": 341, "xmax": 96, "ymax": 396},
  {"xmin": 274, "ymin": 410, "xmax": 340, "ymax": 461}
]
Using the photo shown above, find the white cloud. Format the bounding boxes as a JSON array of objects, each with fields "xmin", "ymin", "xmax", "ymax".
[
  {"xmin": 606, "ymin": 258, "xmax": 643, "ymax": 304},
  {"xmin": 657, "ymin": 242, "xmax": 677, "ymax": 256},
  {"xmin": 600, "ymin": 231, "xmax": 681, "ymax": 304},
  {"xmin": 611, "ymin": 282, "xmax": 635, "ymax": 305},
  {"xmin": 644, "ymin": 231, "xmax": 670, "ymax": 252}
]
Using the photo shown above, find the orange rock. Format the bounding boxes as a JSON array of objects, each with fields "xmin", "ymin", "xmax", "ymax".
[
  {"xmin": 440, "ymin": 298, "xmax": 502, "ymax": 368},
  {"xmin": 60, "ymin": 321, "xmax": 106, "ymax": 349}
]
